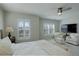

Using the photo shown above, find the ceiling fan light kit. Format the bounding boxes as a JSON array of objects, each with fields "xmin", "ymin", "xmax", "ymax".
[{"xmin": 58, "ymin": 8, "xmax": 62, "ymax": 16}]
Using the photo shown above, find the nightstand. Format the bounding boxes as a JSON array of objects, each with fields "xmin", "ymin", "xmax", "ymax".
[{"xmin": 10, "ymin": 36, "xmax": 16, "ymax": 43}]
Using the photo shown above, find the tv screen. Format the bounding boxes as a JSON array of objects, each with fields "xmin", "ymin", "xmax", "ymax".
[
  {"xmin": 61, "ymin": 24, "xmax": 77, "ymax": 33},
  {"xmin": 68, "ymin": 24, "xmax": 77, "ymax": 33}
]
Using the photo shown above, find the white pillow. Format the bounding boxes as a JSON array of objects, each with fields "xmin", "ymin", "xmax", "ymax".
[
  {"xmin": 54, "ymin": 32, "xmax": 65, "ymax": 40},
  {"xmin": 66, "ymin": 36, "xmax": 79, "ymax": 45},
  {"xmin": 2, "ymin": 37, "xmax": 12, "ymax": 47},
  {"xmin": 0, "ymin": 39, "xmax": 13, "ymax": 55},
  {"xmin": 54, "ymin": 32, "xmax": 65, "ymax": 38},
  {"xmin": 66, "ymin": 33, "xmax": 79, "ymax": 45},
  {"xmin": 54, "ymin": 32, "xmax": 65, "ymax": 44},
  {"xmin": 70, "ymin": 33, "xmax": 79, "ymax": 42}
]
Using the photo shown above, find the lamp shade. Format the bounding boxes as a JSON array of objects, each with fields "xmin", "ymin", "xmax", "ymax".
[{"xmin": 6, "ymin": 26, "xmax": 14, "ymax": 32}]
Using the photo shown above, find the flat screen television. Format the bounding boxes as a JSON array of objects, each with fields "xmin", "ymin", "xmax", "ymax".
[{"xmin": 61, "ymin": 24, "xmax": 77, "ymax": 33}]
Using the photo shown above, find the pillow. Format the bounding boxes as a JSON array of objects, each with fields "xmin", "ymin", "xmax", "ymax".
[
  {"xmin": 0, "ymin": 39, "xmax": 13, "ymax": 55},
  {"xmin": 66, "ymin": 33, "xmax": 79, "ymax": 45},
  {"xmin": 54, "ymin": 32, "xmax": 65, "ymax": 39},
  {"xmin": 69, "ymin": 33, "xmax": 79, "ymax": 42},
  {"xmin": 2, "ymin": 37, "xmax": 12, "ymax": 47},
  {"xmin": 54, "ymin": 32, "xmax": 65, "ymax": 44},
  {"xmin": 66, "ymin": 36, "xmax": 79, "ymax": 45}
]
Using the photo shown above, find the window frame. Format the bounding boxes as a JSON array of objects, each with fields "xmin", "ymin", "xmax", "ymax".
[{"xmin": 43, "ymin": 23, "xmax": 55, "ymax": 35}]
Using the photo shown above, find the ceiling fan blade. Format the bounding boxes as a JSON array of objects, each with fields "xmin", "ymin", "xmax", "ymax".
[{"xmin": 62, "ymin": 7, "xmax": 72, "ymax": 11}]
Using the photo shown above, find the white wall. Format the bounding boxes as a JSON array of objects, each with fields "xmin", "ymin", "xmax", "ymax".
[
  {"xmin": 4, "ymin": 11, "xmax": 40, "ymax": 42},
  {"xmin": 61, "ymin": 18, "xmax": 79, "ymax": 33},
  {"xmin": 61, "ymin": 18, "xmax": 79, "ymax": 24},
  {"xmin": 0, "ymin": 9, "xmax": 4, "ymax": 30}
]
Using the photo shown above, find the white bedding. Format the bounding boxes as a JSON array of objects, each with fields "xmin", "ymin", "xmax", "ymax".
[{"xmin": 11, "ymin": 40, "xmax": 69, "ymax": 56}]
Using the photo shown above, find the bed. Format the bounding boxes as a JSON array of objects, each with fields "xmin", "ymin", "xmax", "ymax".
[
  {"xmin": 11, "ymin": 39, "xmax": 70, "ymax": 56},
  {"xmin": 0, "ymin": 32, "xmax": 70, "ymax": 56},
  {"xmin": 0, "ymin": 31, "xmax": 70, "ymax": 56}
]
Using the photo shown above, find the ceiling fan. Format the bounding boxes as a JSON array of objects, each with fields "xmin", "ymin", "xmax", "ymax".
[{"xmin": 57, "ymin": 7, "xmax": 72, "ymax": 16}]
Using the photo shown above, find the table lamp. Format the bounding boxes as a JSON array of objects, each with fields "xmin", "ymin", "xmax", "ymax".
[{"xmin": 6, "ymin": 26, "xmax": 13, "ymax": 39}]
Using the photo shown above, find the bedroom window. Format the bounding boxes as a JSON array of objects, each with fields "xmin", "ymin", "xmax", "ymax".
[
  {"xmin": 43, "ymin": 23, "xmax": 55, "ymax": 35},
  {"xmin": 18, "ymin": 21, "xmax": 31, "ymax": 40}
]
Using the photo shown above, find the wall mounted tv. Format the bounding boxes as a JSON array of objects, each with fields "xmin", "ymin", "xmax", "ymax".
[{"xmin": 61, "ymin": 24, "xmax": 77, "ymax": 33}]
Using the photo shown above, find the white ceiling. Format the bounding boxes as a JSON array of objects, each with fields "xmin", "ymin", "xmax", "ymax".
[{"xmin": 1, "ymin": 3, "xmax": 79, "ymax": 20}]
